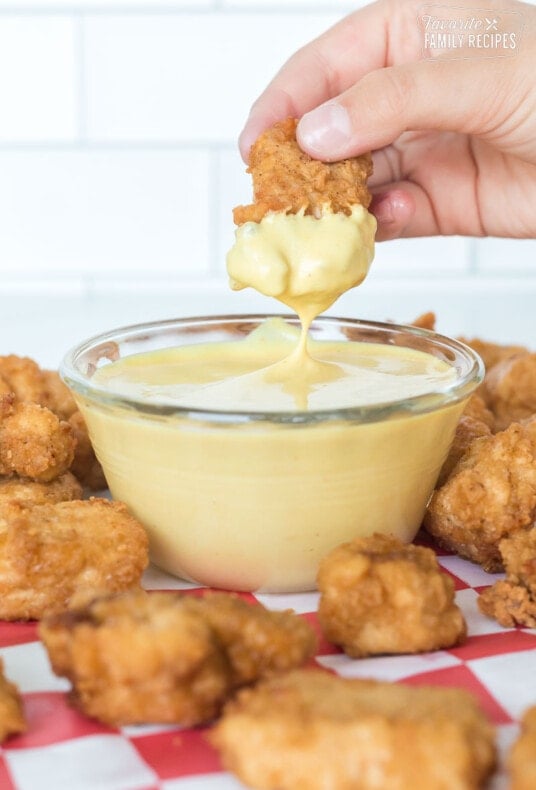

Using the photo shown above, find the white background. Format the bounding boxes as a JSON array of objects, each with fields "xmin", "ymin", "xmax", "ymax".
[{"xmin": 0, "ymin": 0, "xmax": 534, "ymax": 366}]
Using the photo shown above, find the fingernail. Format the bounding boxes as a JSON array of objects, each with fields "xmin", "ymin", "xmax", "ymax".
[{"xmin": 298, "ymin": 102, "xmax": 352, "ymax": 158}]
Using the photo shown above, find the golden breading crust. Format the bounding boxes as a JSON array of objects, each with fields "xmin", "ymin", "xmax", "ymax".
[
  {"xmin": 424, "ymin": 419, "xmax": 536, "ymax": 571},
  {"xmin": 317, "ymin": 534, "xmax": 465, "ymax": 657},
  {"xmin": 41, "ymin": 370, "xmax": 78, "ymax": 420},
  {"xmin": 0, "ymin": 658, "xmax": 26, "ymax": 742},
  {"xmin": 437, "ymin": 414, "xmax": 492, "ymax": 488},
  {"xmin": 0, "ymin": 472, "xmax": 82, "ymax": 523},
  {"xmin": 411, "ymin": 311, "xmax": 436, "ymax": 331},
  {"xmin": 478, "ymin": 528, "xmax": 536, "ymax": 627},
  {"xmin": 39, "ymin": 591, "xmax": 316, "ymax": 726},
  {"xmin": 0, "ymin": 499, "xmax": 148, "ymax": 620},
  {"xmin": 458, "ymin": 338, "xmax": 528, "ymax": 372},
  {"xmin": 211, "ymin": 670, "xmax": 496, "ymax": 790},
  {"xmin": 508, "ymin": 706, "xmax": 536, "ymax": 790},
  {"xmin": 462, "ymin": 393, "xmax": 495, "ymax": 431},
  {"xmin": 233, "ymin": 118, "xmax": 372, "ymax": 225},
  {"xmin": 68, "ymin": 412, "xmax": 107, "ymax": 491},
  {"xmin": 0, "ymin": 355, "xmax": 49, "ymax": 405},
  {"xmin": 482, "ymin": 353, "xmax": 536, "ymax": 431},
  {"xmin": 0, "ymin": 400, "xmax": 76, "ymax": 482}
]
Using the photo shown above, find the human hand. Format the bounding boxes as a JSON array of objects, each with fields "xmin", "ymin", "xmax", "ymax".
[{"xmin": 239, "ymin": 0, "xmax": 536, "ymax": 241}]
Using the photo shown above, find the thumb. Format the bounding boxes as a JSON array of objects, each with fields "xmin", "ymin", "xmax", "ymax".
[{"xmin": 296, "ymin": 60, "xmax": 501, "ymax": 161}]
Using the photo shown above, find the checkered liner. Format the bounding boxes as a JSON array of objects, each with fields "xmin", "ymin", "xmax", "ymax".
[{"xmin": 0, "ymin": 544, "xmax": 534, "ymax": 790}]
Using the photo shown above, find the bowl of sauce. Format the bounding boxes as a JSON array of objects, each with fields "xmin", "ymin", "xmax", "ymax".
[{"xmin": 61, "ymin": 314, "xmax": 483, "ymax": 593}]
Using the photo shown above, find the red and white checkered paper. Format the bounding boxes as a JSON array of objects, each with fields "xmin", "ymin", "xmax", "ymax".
[{"xmin": 1, "ymin": 539, "xmax": 534, "ymax": 790}]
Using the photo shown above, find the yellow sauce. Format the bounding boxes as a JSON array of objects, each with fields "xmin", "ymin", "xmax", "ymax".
[{"xmin": 77, "ymin": 204, "xmax": 469, "ymax": 591}]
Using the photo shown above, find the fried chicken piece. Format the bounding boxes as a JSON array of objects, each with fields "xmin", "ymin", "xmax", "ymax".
[
  {"xmin": 0, "ymin": 472, "xmax": 82, "ymax": 523},
  {"xmin": 458, "ymin": 338, "xmax": 528, "ymax": 371},
  {"xmin": 482, "ymin": 353, "xmax": 536, "ymax": 431},
  {"xmin": 411, "ymin": 311, "xmax": 436, "ymax": 331},
  {"xmin": 437, "ymin": 415, "xmax": 492, "ymax": 487},
  {"xmin": 478, "ymin": 528, "xmax": 536, "ymax": 627},
  {"xmin": 508, "ymin": 706, "xmax": 536, "ymax": 790},
  {"xmin": 0, "ymin": 355, "xmax": 48, "ymax": 405},
  {"xmin": 41, "ymin": 370, "xmax": 78, "ymax": 420},
  {"xmin": 39, "ymin": 591, "xmax": 316, "ymax": 726},
  {"xmin": 462, "ymin": 393, "xmax": 495, "ymax": 431},
  {"xmin": 233, "ymin": 118, "xmax": 372, "ymax": 225},
  {"xmin": 68, "ymin": 412, "xmax": 106, "ymax": 490},
  {"xmin": 424, "ymin": 420, "xmax": 536, "ymax": 571},
  {"xmin": 0, "ymin": 499, "xmax": 148, "ymax": 620},
  {"xmin": 211, "ymin": 670, "xmax": 496, "ymax": 790},
  {"xmin": 0, "ymin": 659, "xmax": 26, "ymax": 742},
  {"xmin": 186, "ymin": 592, "xmax": 317, "ymax": 687},
  {"xmin": 0, "ymin": 401, "xmax": 76, "ymax": 483},
  {"xmin": 317, "ymin": 534, "xmax": 465, "ymax": 657}
]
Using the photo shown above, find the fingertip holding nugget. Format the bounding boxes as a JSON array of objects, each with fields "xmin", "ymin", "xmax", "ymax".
[
  {"xmin": 39, "ymin": 591, "xmax": 316, "ymax": 726},
  {"xmin": 211, "ymin": 670, "xmax": 496, "ymax": 790},
  {"xmin": 233, "ymin": 117, "xmax": 372, "ymax": 225},
  {"xmin": 0, "ymin": 499, "xmax": 148, "ymax": 620},
  {"xmin": 0, "ymin": 658, "xmax": 26, "ymax": 742},
  {"xmin": 317, "ymin": 534, "xmax": 465, "ymax": 657}
]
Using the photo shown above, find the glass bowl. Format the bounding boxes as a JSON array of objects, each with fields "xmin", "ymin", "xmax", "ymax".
[{"xmin": 61, "ymin": 314, "xmax": 483, "ymax": 593}]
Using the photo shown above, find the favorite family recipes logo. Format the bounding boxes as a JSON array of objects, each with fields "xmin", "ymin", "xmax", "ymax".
[{"xmin": 419, "ymin": 6, "xmax": 524, "ymax": 59}]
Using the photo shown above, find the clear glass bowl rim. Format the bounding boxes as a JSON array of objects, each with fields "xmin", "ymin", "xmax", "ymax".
[{"xmin": 60, "ymin": 313, "xmax": 484, "ymax": 426}]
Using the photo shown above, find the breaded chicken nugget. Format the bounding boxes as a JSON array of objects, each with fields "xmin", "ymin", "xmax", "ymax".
[
  {"xmin": 0, "ymin": 355, "xmax": 48, "ymax": 405},
  {"xmin": 0, "ymin": 401, "xmax": 75, "ymax": 482},
  {"xmin": 233, "ymin": 118, "xmax": 372, "ymax": 225},
  {"xmin": 462, "ymin": 393, "xmax": 495, "ymax": 431},
  {"xmin": 458, "ymin": 338, "xmax": 528, "ymax": 372},
  {"xmin": 0, "ymin": 472, "xmax": 82, "ymax": 522},
  {"xmin": 68, "ymin": 412, "xmax": 106, "ymax": 491},
  {"xmin": 424, "ymin": 420, "xmax": 536, "ymax": 571},
  {"xmin": 40, "ymin": 591, "xmax": 316, "ymax": 726},
  {"xmin": 186, "ymin": 592, "xmax": 317, "ymax": 687},
  {"xmin": 41, "ymin": 370, "xmax": 78, "ymax": 420},
  {"xmin": 40, "ymin": 591, "xmax": 231, "ymax": 727},
  {"xmin": 0, "ymin": 499, "xmax": 148, "ymax": 620},
  {"xmin": 411, "ymin": 311, "xmax": 436, "ymax": 330},
  {"xmin": 0, "ymin": 658, "xmax": 26, "ymax": 742},
  {"xmin": 317, "ymin": 534, "xmax": 465, "ymax": 657},
  {"xmin": 478, "ymin": 528, "xmax": 536, "ymax": 627},
  {"xmin": 508, "ymin": 706, "xmax": 536, "ymax": 790},
  {"xmin": 483, "ymin": 353, "xmax": 536, "ymax": 431},
  {"xmin": 211, "ymin": 670, "xmax": 496, "ymax": 790},
  {"xmin": 437, "ymin": 414, "xmax": 492, "ymax": 487}
]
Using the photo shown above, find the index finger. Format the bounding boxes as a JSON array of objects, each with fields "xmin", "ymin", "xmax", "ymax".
[{"xmin": 239, "ymin": 0, "xmax": 414, "ymax": 160}]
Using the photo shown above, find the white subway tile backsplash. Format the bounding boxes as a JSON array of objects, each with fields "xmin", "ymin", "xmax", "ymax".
[
  {"xmin": 84, "ymin": 12, "xmax": 341, "ymax": 143},
  {"xmin": 0, "ymin": 17, "xmax": 76, "ymax": 142},
  {"xmin": 0, "ymin": 149, "xmax": 210, "ymax": 275},
  {"xmin": 474, "ymin": 237, "xmax": 536, "ymax": 272},
  {"xmin": 371, "ymin": 235, "xmax": 471, "ymax": 276}
]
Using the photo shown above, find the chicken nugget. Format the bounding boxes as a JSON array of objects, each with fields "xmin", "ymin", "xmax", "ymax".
[
  {"xmin": 211, "ymin": 670, "xmax": 496, "ymax": 790},
  {"xmin": 0, "ymin": 499, "xmax": 148, "ymax": 620},
  {"xmin": 41, "ymin": 370, "xmax": 78, "ymax": 420},
  {"xmin": 40, "ymin": 590, "xmax": 316, "ymax": 726},
  {"xmin": 187, "ymin": 592, "xmax": 317, "ymax": 686},
  {"xmin": 0, "ymin": 658, "xmax": 26, "ymax": 742},
  {"xmin": 424, "ymin": 420, "xmax": 536, "ymax": 571},
  {"xmin": 0, "ymin": 472, "xmax": 82, "ymax": 522},
  {"xmin": 482, "ymin": 353, "xmax": 536, "ymax": 431},
  {"xmin": 40, "ymin": 591, "xmax": 231, "ymax": 727},
  {"xmin": 462, "ymin": 393, "xmax": 495, "ymax": 431},
  {"xmin": 411, "ymin": 311, "xmax": 436, "ymax": 331},
  {"xmin": 0, "ymin": 401, "xmax": 75, "ymax": 482},
  {"xmin": 317, "ymin": 534, "xmax": 465, "ymax": 657},
  {"xmin": 233, "ymin": 118, "xmax": 372, "ymax": 225},
  {"xmin": 458, "ymin": 338, "xmax": 528, "ymax": 372},
  {"xmin": 0, "ymin": 355, "xmax": 48, "ymax": 405},
  {"xmin": 508, "ymin": 706, "xmax": 536, "ymax": 790},
  {"xmin": 478, "ymin": 528, "xmax": 536, "ymax": 627},
  {"xmin": 437, "ymin": 414, "xmax": 492, "ymax": 487},
  {"xmin": 68, "ymin": 412, "xmax": 106, "ymax": 491}
]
